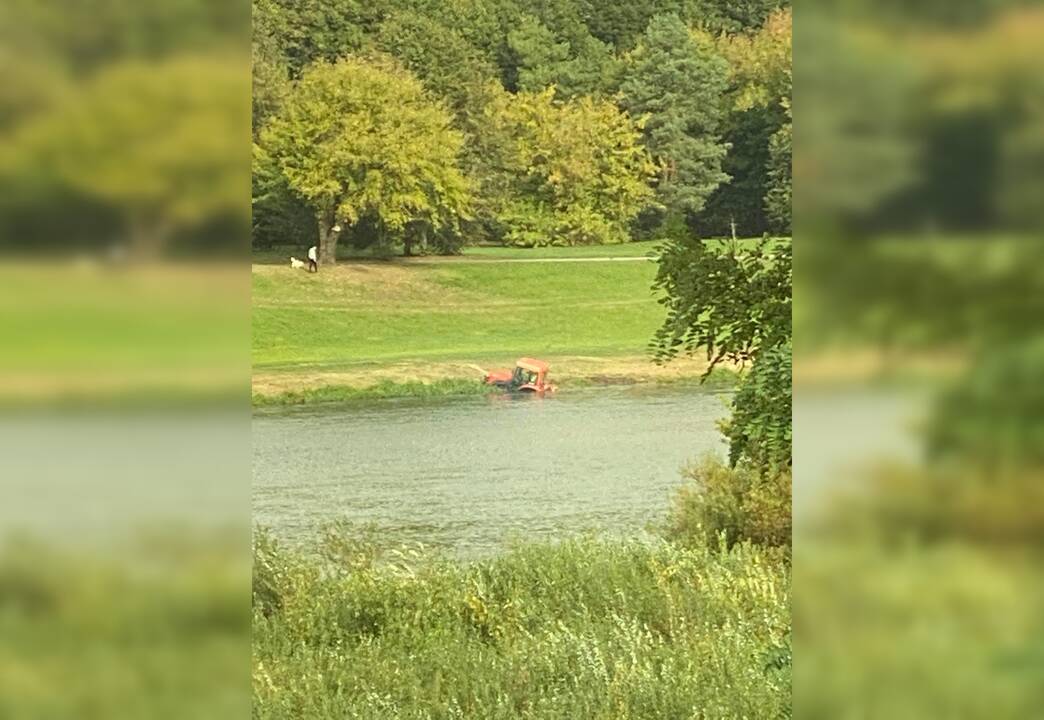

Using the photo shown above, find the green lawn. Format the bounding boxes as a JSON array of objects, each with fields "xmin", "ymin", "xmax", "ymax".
[
  {"xmin": 252, "ymin": 259, "xmax": 665, "ymax": 369},
  {"xmin": 0, "ymin": 264, "xmax": 246, "ymax": 405}
]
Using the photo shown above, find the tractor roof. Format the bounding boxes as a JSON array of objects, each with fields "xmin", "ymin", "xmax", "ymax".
[{"xmin": 516, "ymin": 358, "xmax": 549, "ymax": 373}]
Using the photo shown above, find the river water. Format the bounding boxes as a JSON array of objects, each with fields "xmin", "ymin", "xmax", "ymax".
[{"xmin": 253, "ymin": 386, "xmax": 730, "ymax": 556}]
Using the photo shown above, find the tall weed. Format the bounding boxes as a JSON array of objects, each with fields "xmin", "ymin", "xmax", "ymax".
[
  {"xmin": 666, "ymin": 455, "xmax": 792, "ymax": 552},
  {"xmin": 253, "ymin": 528, "xmax": 790, "ymax": 719}
]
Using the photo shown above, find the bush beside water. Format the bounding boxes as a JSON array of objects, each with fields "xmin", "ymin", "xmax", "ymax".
[
  {"xmin": 253, "ymin": 527, "xmax": 790, "ymax": 719},
  {"xmin": 667, "ymin": 456, "xmax": 792, "ymax": 552}
]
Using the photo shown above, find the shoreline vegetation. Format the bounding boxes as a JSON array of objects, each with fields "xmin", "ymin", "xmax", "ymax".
[
  {"xmin": 253, "ymin": 524, "xmax": 791, "ymax": 718},
  {"xmin": 252, "ymin": 362, "xmax": 740, "ymax": 408}
]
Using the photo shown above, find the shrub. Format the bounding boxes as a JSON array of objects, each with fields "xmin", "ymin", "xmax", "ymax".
[
  {"xmin": 650, "ymin": 237, "xmax": 792, "ymax": 475},
  {"xmin": 666, "ymin": 455, "xmax": 792, "ymax": 551},
  {"xmin": 501, "ymin": 201, "xmax": 625, "ymax": 247},
  {"xmin": 1, "ymin": 532, "xmax": 246, "ymax": 717}
]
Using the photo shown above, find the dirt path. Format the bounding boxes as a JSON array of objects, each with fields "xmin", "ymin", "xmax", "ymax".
[{"xmin": 403, "ymin": 256, "xmax": 654, "ymax": 264}]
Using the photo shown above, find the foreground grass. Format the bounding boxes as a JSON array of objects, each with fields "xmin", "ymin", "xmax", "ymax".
[
  {"xmin": 253, "ymin": 530, "xmax": 791, "ymax": 719},
  {"xmin": 1, "ymin": 531, "xmax": 247, "ymax": 717}
]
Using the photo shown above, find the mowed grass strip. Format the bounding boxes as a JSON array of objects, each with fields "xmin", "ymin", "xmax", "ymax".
[{"xmin": 252, "ymin": 260, "xmax": 665, "ymax": 368}]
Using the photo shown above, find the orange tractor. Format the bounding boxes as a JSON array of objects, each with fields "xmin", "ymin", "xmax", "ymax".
[{"xmin": 483, "ymin": 357, "xmax": 555, "ymax": 393}]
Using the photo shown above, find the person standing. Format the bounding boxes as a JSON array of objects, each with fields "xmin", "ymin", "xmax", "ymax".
[{"xmin": 307, "ymin": 245, "xmax": 318, "ymax": 273}]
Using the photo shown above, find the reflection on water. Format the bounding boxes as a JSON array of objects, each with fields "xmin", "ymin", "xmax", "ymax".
[{"xmin": 253, "ymin": 386, "xmax": 729, "ymax": 556}]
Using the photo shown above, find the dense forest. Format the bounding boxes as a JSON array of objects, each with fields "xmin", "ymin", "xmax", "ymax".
[{"xmin": 252, "ymin": 0, "xmax": 792, "ymax": 258}]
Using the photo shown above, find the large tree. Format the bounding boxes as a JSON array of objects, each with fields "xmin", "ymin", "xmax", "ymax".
[
  {"xmin": 374, "ymin": 10, "xmax": 497, "ymax": 120},
  {"xmin": 507, "ymin": 15, "xmax": 620, "ymax": 99},
  {"xmin": 256, "ymin": 0, "xmax": 385, "ymax": 75},
  {"xmin": 252, "ymin": 0, "xmax": 291, "ymax": 138},
  {"xmin": 695, "ymin": 7, "xmax": 792, "ymax": 236},
  {"xmin": 764, "ymin": 104, "xmax": 791, "ymax": 234},
  {"xmin": 258, "ymin": 56, "xmax": 472, "ymax": 263},
  {"xmin": 620, "ymin": 14, "xmax": 730, "ymax": 225},
  {"xmin": 576, "ymin": 0, "xmax": 787, "ymax": 51},
  {"xmin": 485, "ymin": 87, "xmax": 655, "ymax": 246},
  {"xmin": 652, "ymin": 236, "xmax": 792, "ymax": 472},
  {"xmin": 5, "ymin": 55, "xmax": 249, "ymax": 257}
]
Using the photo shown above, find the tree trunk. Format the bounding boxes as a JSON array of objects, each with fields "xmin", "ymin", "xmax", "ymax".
[
  {"xmin": 129, "ymin": 214, "xmax": 171, "ymax": 260},
  {"xmin": 403, "ymin": 222, "xmax": 428, "ymax": 257},
  {"xmin": 316, "ymin": 210, "xmax": 341, "ymax": 266}
]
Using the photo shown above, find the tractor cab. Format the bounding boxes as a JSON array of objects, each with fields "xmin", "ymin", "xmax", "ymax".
[{"xmin": 484, "ymin": 358, "xmax": 553, "ymax": 393}]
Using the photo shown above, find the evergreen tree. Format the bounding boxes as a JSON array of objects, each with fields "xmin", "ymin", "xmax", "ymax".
[
  {"xmin": 252, "ymin": 0, "xmax": 291, "ymax": 137},
  {"xmin": 765, "ymin": 103, "xmax": 791, "ymax": 234},
  {"xmin": 507, "ymin": 16, "xmax": 571, "ymax": 93},
  {"xmin": 694, "ymin": 7, "xmax": 791, "ymax": 236},
  {"xmin": 620, "ymin": 14, "xmax": 730, "ymax": 223},
  {"xmin": 688, "ymin": 0, "xmax": 788, "ymax": 36},
  {"xmin": 374, "ymin": 11, "xmax": 497, "ymax": 120},
  {"xmin": 259, "ymin": 0, "xmax": 387, "ymax": 75},
  {"xmin": 507, "ymin": 15, "xmax": 620, "ymax": 99}
]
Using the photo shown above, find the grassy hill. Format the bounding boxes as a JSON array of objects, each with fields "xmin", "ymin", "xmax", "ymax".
[
  {"xmin": 253, "ymin": 259, "xmax": 664, "ymax": 369},
  {"xmin": 251, "ymin": 241, "xmax": 788, "ymax": 403}
]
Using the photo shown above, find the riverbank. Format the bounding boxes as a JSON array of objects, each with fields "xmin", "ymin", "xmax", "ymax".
[
  {"xmin": 253, "ymin": 528, "xmax": 791, "ymax": 718},
  {"xmin": 252, "ymin": 355, "xmax": 738, "ymax": 407}
]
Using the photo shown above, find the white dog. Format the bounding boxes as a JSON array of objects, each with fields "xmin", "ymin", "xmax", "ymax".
[{"xmin": 290, "ymin": 257, "xmax": 306, "ymax": 269}]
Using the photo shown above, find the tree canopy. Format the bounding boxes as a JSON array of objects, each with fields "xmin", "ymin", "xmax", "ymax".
[
  {"xmin": 696, "ymin": 7, "xmax": 791, "ymax": 236},
  {"xmin": 507, "ymin": 16, "xmax": 620, "ymax": 99},
  {"xmin": 5, "ymin": 56, "xmax": 249, "ymax": 256},
  {"xmin": 651, "ymin": 236, "xmax": 792, "ymax": 472},
  {"xmin": 257, "ymin": 55, "xmax": 471, "ymax": 263},
  {"xmin": 249, "ymin": 0, "xmax": 793, "ymax": 254},
  {"xmin": 486, "ymin": 87, "xmax": 655, "ymax": 246},
  {"xmin": 620, "ymin": 15, "xmax": 730, "ymax": 221}
]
